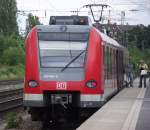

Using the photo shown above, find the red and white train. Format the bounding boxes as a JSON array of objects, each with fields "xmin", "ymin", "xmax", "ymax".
[{"xmin": 23, "ymin": 16, "xmax": 128, "ymax": 124}]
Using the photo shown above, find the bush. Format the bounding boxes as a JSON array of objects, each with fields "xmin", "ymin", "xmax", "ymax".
[
  {"xmin": 0, "ymin": 64, "xmax": 24, "ymax": 80},
  {"xmin": 128, "ymin": 42, "xmax": 150, "ymax": 76},
  {"xmin": 5, "ymin": 112, "xmax": 23, "ymax": 129},
  {"xmin": 0, "ymin": 34, "xmax": 25, "ymax": 80},
  {"xmin": 2, "ymin": 47, "xmax": 24, "ymax": 66},
  {"xmin": 0, "ymin": 34, "xmax": 24, "ymax": 65}
]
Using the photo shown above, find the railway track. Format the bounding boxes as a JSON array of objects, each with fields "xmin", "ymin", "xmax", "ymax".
[
  {"xmin": 0, "ymin": 79, "xmax": 23, "ymax": 86},
  {"xmin": 0, "ymin": 88, "xmax": 23, "ymax": 112}
]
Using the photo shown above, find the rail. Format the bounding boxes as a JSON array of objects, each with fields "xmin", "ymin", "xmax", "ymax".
[
  {"xmin": 0, "ymin": 88, "xmax": 23, "ymax": 112},
  {"xmin": 0, "ymin": 79, "xmax": 23, "ymax": 86}
]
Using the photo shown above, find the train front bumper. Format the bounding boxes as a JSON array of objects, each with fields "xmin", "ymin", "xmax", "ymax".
[{"xmin": 23, "ymin": 93, "xmax": 104, "ymax": 108}]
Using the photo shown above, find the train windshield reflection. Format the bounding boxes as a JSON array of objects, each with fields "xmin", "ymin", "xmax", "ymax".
[{"xmin": 39, "ymin": 41, "xmax": 87, "ymax": 68}]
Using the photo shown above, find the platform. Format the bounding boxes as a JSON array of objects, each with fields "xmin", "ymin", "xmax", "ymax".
[{"xmin": 77, "ymin": 78, "xmax": 150, "ymax": 130}]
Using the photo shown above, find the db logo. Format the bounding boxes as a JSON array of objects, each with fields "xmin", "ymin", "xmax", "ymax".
[{"xmin": 56, "ymin": 82, "xmax": 67, "ymax": 90}]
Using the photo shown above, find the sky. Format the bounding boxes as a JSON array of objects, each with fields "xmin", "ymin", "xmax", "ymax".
[{"xmin": 16, "ymin": 0, "xmax": 150, "ymax": 33}]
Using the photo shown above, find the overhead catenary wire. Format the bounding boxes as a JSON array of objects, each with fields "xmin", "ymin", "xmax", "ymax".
[
  {"xmin": 16, "ymin": 0, "xmax": 149, "ymax": 32},
  {"xmin": 46, "ymin": 0, "xmax": 57, "ymax": 10}
]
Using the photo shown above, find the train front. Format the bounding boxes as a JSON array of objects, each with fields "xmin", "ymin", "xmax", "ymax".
[{"xmin": 23, "ymin": 20, "xmax": 104, "ymax": 123}]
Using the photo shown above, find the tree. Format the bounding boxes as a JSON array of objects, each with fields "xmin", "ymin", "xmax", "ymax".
[
  {"xmin": 26, "ymin": 13, "xmax": 41, "ymax": 34},
  {"xmin": 0, "ymin": 0, "xmax": 18, "ymax": 35},
  {"xmin": 128, "ymin": 25, "xmax": 150, "ymax": 50},
  {"xmin": 2, "ymin": 47, "xmax": 24, "ymax": 65},
  {"xmin": 127, "ymin": 25, "xmax": 150, "ymax": 73},
  {"xmin": 0, "ymin": 35, "xmax": 24, "ymax": 65}
]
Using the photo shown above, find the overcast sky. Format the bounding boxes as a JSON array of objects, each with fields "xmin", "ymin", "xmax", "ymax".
[{"xmin": 17, "ymin": 0, "xmax": 150, "ymax": 32}]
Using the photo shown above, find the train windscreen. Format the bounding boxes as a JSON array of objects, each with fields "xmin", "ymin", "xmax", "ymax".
[{"xmin": 38, "ymin": 32, "xmax": 89, "ymax": 68}]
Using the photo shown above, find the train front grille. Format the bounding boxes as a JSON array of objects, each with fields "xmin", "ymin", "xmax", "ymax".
[{"xmin": 44, "ymin": 91, "xmax": 80, "ymax": 107}]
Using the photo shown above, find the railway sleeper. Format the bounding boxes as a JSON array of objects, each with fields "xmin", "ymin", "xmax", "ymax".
[{"xmin": 0, "ymin": 97, "xmax": 23, "ymax": 112}]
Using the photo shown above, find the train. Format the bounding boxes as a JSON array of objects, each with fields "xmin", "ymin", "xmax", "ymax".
[{"xmin": 23, "ymin": 16, "xmax": 128, "ymax": 125}]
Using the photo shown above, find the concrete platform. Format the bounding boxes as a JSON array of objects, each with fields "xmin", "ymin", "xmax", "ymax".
[
  {"xmin": 135, "ymin": 81, "xmax": 150, "ymax": 130},
  {"xmin": 77, "ymin": 78, "xmax": 149, "ymax": 130}
]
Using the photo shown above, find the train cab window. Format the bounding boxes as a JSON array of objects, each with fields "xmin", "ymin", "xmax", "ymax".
[
  {"xmin": 38, "ymin": 32, "xmax": 89, "ymax": 68},
  {"xmin": 38, "ymin": 32, "xmax": 89, "ymax": 42}
]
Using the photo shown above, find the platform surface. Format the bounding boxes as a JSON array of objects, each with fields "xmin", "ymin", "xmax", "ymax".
[
  {"xmin": 135, "ymin": 81, "xmax": 150, "ymax": 130},
  {"xmin": 77, "ymin": 78, "xmax": 150, "ymax": 130}
]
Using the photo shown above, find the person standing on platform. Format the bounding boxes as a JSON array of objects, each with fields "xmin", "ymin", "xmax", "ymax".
[
  {"xmin": 126, "ymin": 59, "xmax": 133, "ymax": 87},
  {"xmin": 139, "ymin": 60, "xmax": 148, "ymax": 88}
]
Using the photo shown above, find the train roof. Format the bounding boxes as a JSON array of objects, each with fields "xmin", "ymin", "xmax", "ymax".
[
  {"xmin": 49, "ymin": 16, "xmax": 92, "ymax": 26},
  {"xmin": 36, "ymin": 25, "xmax": 125, "ymax": 49},
  {"xmin": 36, "ymin": 25, "xmax": 90, "ymax": 33},
  {"xmin": 97, "ymin": 29, "xmax": 123, "ymax": 48}
]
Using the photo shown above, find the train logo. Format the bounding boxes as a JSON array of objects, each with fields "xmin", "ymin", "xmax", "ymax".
[{"xmin": 56, "ymin": 82, "xmax": 67, "ymax": 90}]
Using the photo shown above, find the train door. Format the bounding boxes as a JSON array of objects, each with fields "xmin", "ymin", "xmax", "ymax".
[{"xmin": 116, "ymin": 50, "xmax": 124, "ymax": 90}]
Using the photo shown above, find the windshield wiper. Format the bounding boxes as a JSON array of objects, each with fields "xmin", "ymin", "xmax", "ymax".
[{"xmin": 61, "ymin": 50, "xmax": 86, "ymax": 72}]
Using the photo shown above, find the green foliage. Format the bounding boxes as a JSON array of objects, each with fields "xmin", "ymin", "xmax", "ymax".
[
  {"xmin": 128, "ymin": 25, "xmax": 150, "ymax": 50},
  {"xmin": 0, "ymin": 35, "xmax": 24, "ymax": 65},
  {"xmin": 0, "ymin": 0, "xmax": 18, "ymax": 35},
  {"xmin": 0, "ymin": 0, "xmax": 24, "ymax": 80},
  {"xmin": 128, "ymin": 42, "xmax": 143, "ymax": 74},
  {"xmin": 26, "ymin": 13, "xmax": 41, "ymax": 34},
  {"xmin": 127, "ymin": 25, "xmax": 150, "ymax": 74},
  {"xmin": 143, "ymin": 49, "xmax": 150, "ymax": 62},
  {"xmin": 2, "ymin": 47, "xmax": 24, "ymax": 65},
  {"xmin": 5, "ymin": 112, "xmax": 23, "ymax": 129},
  {"xmin": 0, "ymin": 34, "xmax": 25, "ymax": 80},
  {"xmin": 0, "ymin": 64, "xmax": 24, "ymax": 80}
]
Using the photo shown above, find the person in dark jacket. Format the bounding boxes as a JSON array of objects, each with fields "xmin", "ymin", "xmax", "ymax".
[{"xmin": 126, "ymin": 59, "xmax": 133, "ymax": 87}]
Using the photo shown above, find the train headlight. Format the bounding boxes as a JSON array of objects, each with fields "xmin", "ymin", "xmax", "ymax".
[
  {"xmin": 28, "ymin": 80, "xmax": 38, "ymax": 87},
  {"xmin": 86, "ymin": 80, "xmax": 97, "ymax": 88}
]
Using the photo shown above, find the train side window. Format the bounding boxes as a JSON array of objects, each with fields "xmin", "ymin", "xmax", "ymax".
[
  {"xmin": 107, "ymin": 47, "xmax": 110, "ymax": 79},
  {"xmin": 110, "ymin": 48, "xmax": 113, "ymax": 87},
  {"xmin": 114, "ymin": 49, "xmax": 117, "ymax": 87},
  {"xmin": 109, "ymin": 47, "xmax": 113, "ymax": 87},
  {"xmin": 104, "ymin": 45, "xmax": 107, "ymax": 79},
  {"xmin": 106, "ymin": 46, "xmax": 109, "ymax": 80},
  {"xmin": 110, "ymin": 47, "xmax": 112, "ymax": 79},
  {"xmin": 112, "ymin": 48, "xmax": 116, "ymax": 88},
  {"xmin": 104, "ymin": 45, "xmax": 109, "ymax": 87}
]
